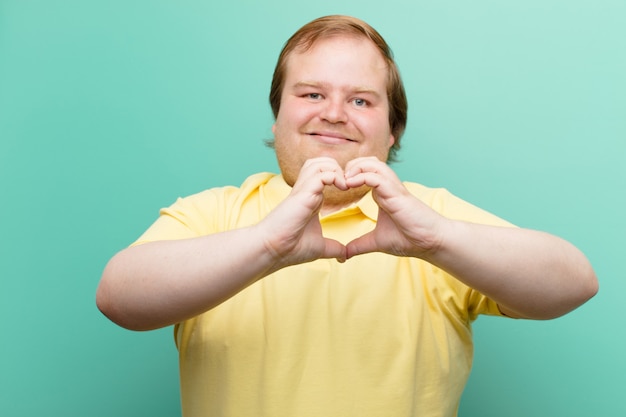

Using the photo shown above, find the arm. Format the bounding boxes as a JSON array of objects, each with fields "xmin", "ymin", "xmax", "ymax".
[
  {"xmin": 96, "ymin": 158, "xmax": 349, "ymax": 330},
  {"xmin": 423, "ymin": 222, "xmax": 597, "ymax": 319},
  {"xmin": 344, "ymin": 157, "xmax": 598, "ymax": 319}
]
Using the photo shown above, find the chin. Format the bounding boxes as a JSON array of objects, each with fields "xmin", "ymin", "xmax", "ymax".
[{"xmin": 323, "ymin": 183, "xmax": 370, "ymax": 207}]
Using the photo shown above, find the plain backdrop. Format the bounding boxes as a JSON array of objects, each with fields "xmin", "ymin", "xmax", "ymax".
[{"xmin": 1, "ymin": 0, "xmax": 624, "ymax": 416}]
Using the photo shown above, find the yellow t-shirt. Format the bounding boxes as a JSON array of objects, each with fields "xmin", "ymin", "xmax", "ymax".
[{"xmin": 135, "ymin": 173, "xmax": 514, "ymax": 417}]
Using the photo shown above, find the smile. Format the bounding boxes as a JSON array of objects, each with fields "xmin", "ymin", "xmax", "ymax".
[{"xmin": 308, "ymin": 132, "xmax": 356, "ymax": 144}]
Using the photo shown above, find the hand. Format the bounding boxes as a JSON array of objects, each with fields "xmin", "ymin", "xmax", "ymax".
[
  {"xmin": 259, "ymin": 157, "xmax": 350, "ymax": 269},
  {"xmin": 260, "ymin": 156, "xmax": 447, "ymax": 270},
  {"xmin": 343, "ymin": 157, "xmax": 447, "ymax": 260}
]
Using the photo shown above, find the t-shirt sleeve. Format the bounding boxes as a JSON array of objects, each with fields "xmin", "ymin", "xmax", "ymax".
[
  {"xmin": 130, "ymin": 173, "xmax": 278, "ymax": 248},
  {"xmin": 405, "ymin": 183, "xmax": 517, "ymax": 319},
  {"xmin": 131, "ymin": 187, "xmax": 235, "ymax": 246}
]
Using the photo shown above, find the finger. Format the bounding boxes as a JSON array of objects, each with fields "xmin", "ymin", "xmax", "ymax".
[
  {"xmin": 295, "ymin": 158, "xmax": 347, "ymax": 192},
  {"xmin": 344, "ymin": 171, "xmax": 383, "ymax": 190},
  {"xmin": 301, "ymin": 157, "xmax": 343, "ymax": 175},
  {"xmin": 344, "ymin": 158, "xmax": 398, "ymax": 190},
  {"xmin": 321, "ymin": 238, "xmax": 348, "ymax": 263},
  {"xmin": 318, "ymin": 170, "xmax": 348, "ymax": 190},
  {"xmin": 344, "ymin": 156, "xmax": 390, "ymax": 178},
  {"xmin": 345, "ymin": 231, "xmax": 379, "ymax": 259}
]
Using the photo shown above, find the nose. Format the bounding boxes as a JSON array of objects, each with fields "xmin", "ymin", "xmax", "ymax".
[{"xmin": 320, "ymin": 97, "xmax": 348, "ymax": 124}]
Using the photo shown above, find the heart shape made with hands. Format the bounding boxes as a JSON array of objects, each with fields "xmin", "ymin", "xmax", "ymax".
[
  {"xmin": 321, "ymin": 196, "xmax": 436, "ymax": 263},
  {"xmin": 278, "ymin": 156, "xmax": 441, "ymax": 263}
]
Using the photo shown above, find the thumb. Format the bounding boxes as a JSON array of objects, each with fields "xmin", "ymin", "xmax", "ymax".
[
  {"xmin": 322, "ymin": 238, "xmax": 348, "ymax": 263},
  {"xmin": 345, "ymin": 231, "xmax": 379, "ymax": 259}
]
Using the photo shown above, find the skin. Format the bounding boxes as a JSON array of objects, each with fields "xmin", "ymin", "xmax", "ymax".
[
  {"xmin": 96, "ymin": 35, "xmax": 598, "ymax": 331},
  {"xmin": 272, "ymin": 36, "xmax": 395, "ymax": 214}
]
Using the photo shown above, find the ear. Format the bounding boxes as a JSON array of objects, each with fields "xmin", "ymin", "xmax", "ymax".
[
  {"xmin": 388, "ymin": 134, "xmax": 395, "ymax": 148},
  {"xmin": 272, "ymin": 123, "xmax": 277, "ymax": 134}
]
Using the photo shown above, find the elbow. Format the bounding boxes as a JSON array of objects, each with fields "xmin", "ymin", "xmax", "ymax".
[
  {"xmin": 547, "ymin": 261, "xmax": 599, "ymax": 320},
  {"xmin": 96, "ymin": 259, "xmax": 149, "ymax": 332},
  {"xmin": 548, "ymin": 243, "xmax": 599, "ymax": 319},
  {"xmin": 569, "ymin": 249, "xmax": 599, "ymax": 308},
  {"xmin": 547, "ymin": 262, "xmax": 599, "ymax": 320},
  {"xmin": 96, "ymin": 277, "xmax": 119, "ymax": 326},
  {"xmin": 506, "ymin": 262, "xmax": 599, "ymax": 321},
  {"xmin": 96, "ymin": 271, "xmax": 130, "ymax": 329},
  {"xmin": 579, "ymin": 262, "xmax": 599, "ymax": 305},
  {"xmin": 96, "ymin": 281, "xmax": 152, "ymax": 331},
  {"xmin": 96, "ymin": 283, "xmax": 117, "ymax": 326}
]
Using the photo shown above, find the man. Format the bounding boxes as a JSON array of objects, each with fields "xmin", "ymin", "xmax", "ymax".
[{"xmin": 97, "ymin": 15, "xmax": 598, "ymax": 417}]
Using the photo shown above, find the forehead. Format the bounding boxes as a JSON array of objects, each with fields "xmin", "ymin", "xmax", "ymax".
[{"xmin": 283, "ymin": 35, "xmax": 389, "ymax": 88}]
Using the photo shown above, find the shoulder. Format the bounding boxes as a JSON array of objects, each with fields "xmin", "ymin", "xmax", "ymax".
[
  {"xmin": 134, "ymin": 173, "xmax": 282, "ymax": 242},
  {"xmin": 177, "ymin": 172, "xmax": 279, "ymax": 207},
  {"xmin": 402, "ymin": 181, "xmax": 515, "ymax": 227}
]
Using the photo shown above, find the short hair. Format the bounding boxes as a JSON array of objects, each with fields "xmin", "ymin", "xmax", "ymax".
[{"xmin": 268, "ymin": 15, "xmax": 408, "ymax": 163}]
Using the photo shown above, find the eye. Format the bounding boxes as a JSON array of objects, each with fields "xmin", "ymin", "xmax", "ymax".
[
  {"xmin": 352, "ymin": 98, "xmax": 368, "ymax": 107},
  {"xmin": 306, "ymin": 93, "xmax": 322, "ymax": 100}
]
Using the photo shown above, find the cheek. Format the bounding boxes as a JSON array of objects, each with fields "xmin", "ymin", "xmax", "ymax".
[
  {"xmin": 272, "ymin": 118, "xmax": 292, "ymax": 142},
  {"xmin": 279, "ymin": 102, "xmax": 316, "ymax": 126},
  {"xmin": 357, "ymin": 114, "xmax": 391, "ymax": 138},
  {"xmin": 273, "ymin": 108, "xmax": 296, "ymax": 135},
  {"xmin": 272, "ymin": 113, "xmax": 291, "ymax": 140}
]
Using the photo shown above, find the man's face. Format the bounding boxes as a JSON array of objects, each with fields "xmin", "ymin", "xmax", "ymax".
[{"xmin": 272, "ymin": 35, "xmax": 395, "ymax": 186}]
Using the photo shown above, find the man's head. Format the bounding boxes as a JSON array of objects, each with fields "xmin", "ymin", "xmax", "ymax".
[{"xmin": 269, "ymin": 15, "xmax": 408, "ymax": 164}]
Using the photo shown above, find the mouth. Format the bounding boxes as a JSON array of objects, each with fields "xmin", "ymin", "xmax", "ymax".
[{"xmin": 308, "ymin": 131, "xmax": 356, "ymax": 144}]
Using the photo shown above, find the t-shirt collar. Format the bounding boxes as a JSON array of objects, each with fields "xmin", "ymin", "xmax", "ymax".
[{"xmin": 265, "ymin": 174, "xmax": 378, "ymax": 221}]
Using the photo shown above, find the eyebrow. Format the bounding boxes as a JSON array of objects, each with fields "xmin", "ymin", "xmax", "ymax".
[{"xmin": 292, "ymin": 81, "xmax": 382, "ymax": 98}]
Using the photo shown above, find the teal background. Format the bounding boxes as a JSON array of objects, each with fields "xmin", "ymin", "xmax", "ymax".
[{"xmin": 1, "ymin": 0, "xmax": 624, "ymax": 415}]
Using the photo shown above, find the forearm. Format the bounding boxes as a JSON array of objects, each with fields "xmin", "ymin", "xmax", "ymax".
[
  {"xmin": 424, "ymin": 220, "xmax": 598, "ymax": 319},
  {"xmin": 97, "ymin": 161, "xmax": 353, "ymax": 331},
  {"xmin": 96, "ymin": 225, "xmax": 279, "ymax": 331}
]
